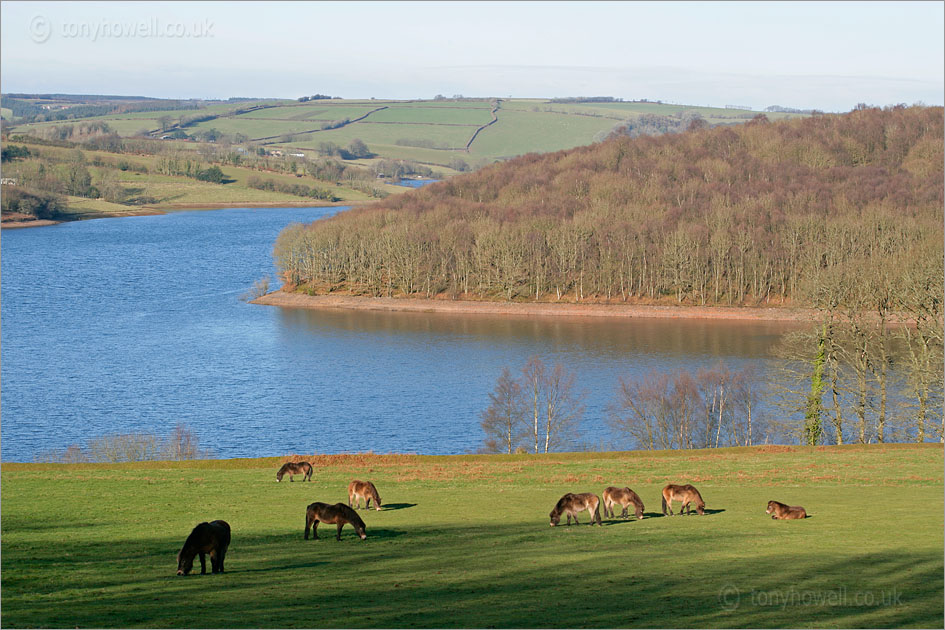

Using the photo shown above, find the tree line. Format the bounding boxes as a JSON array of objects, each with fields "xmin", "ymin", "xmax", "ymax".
[
  {"xmin": 480, "ymin": 357, "xmax": 766, "ymax": 453},
  {"xmin": 33, "ymin": 423, "xmax": 213, "ymax": 463},
  {"xmin": 274, "ymin": 105, "xmax": 942, "ymax": 309},
  {"xmin": 481, "ymin": 343, "xmax": 941, "ymax": 454}
]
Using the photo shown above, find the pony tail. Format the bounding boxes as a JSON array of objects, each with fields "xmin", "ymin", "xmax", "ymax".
[{"xmin": 661, "ymin": 495, "xmax": 667, "ymax": 515}]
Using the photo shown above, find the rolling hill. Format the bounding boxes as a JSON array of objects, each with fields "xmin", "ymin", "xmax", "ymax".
[{"xmin": 272, "ymin": 105, "xmax": 944, "ymax": 308}]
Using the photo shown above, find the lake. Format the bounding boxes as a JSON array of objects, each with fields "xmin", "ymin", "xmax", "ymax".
[
  {"xmin": 392, "ymin": 178, "xmax": 439, "ymax": 188},
  {"xmin": 1, "ymin": 207, "xmax": 800, "ymax": 462}
]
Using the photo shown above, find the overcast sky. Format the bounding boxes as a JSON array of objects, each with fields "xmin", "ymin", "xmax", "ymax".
[{"xmin": 2, "ymin": 1, "xmax": 942, "ymax": 112}]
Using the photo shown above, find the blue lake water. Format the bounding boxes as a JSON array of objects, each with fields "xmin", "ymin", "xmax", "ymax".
[
  {"xmin": 393, "ymin": 178, "xmax": 439, "ymax": 188},
  {"xmin": 0, "ymin": 207, "xmax": 799, "ymax": 462}
]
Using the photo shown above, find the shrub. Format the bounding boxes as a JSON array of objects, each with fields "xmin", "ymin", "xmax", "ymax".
[{"xmin": 32, "ymin": 423, "xmax": 214, "ymax": 463}]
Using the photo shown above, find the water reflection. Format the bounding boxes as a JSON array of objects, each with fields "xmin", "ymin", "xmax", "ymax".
[{"xmin": 276, "ymin": 306, "xmax": 802, "ymax": 360}]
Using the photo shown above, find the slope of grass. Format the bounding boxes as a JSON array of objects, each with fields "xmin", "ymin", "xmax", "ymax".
[
  {"xmin": 1, "ymin": 444, "xmax": 941, "ymax": 628},
  {"xmin": 369, "ymin": 105, "xmax": 494, "ymax": 125},
  {"xmin": 6, "ymin": 98, "xmax": 811, "ymax": 173},
  {"xmin": 468, "ymin": 109, "xmax": 615, "ymax": 159},
  {"xmin": 2, "ymin": 142, "xmax": 405, "ymax": 215}
]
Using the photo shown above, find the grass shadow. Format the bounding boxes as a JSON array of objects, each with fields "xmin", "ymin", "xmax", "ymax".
[
  {"xmin": 381, "ymin": 503, "xmax": 417, "ymax": 511},
  {"xmin": 365, "ymin": 528, "xmax": 407, "ymax": 540},
  {"xmin": 601, "ymin": 516, "xmax": 647, "ymax": 526},
  {"xmin": 228, "ymin": 560, "xmax": 327, "ymax": 573}
]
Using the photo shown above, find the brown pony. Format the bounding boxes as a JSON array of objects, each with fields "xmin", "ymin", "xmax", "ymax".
[
  {"xmin": 276, "ymin": 461, "xmax": 313, "ymax": 482},
  {"xmin": 549, "ymin": 492, "xmax": 602, "ymax": 526},
  {"xmin": 602, "ymin": 486, "xmax": 645, "ymax": 520},
  {"xmin": 662, "ymin": 484, "xmax": 705, "ymax": 516},
  {"xmin": 766, "ymin": 500, "xmax": 807, "ymax": 520},
  {"xmin": 305, "ymin": 502, "xmax": 367, "ymax": 541},
  {"xmin": 348, "ymin": 480, "xmax": 382, "ymax": 511},
  {"xmin": 177, "ymin": 520, "xmax": 230, "ymax": 575}
]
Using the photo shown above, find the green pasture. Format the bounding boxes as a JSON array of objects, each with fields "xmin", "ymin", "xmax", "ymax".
[
  {"xmin": 368, "ymin": 105, "xmax": 495, "ymax": 125},
  {"xmin": 469, "ymin": 109, "xmax": 616, "ymax": 158},
  {"xmin": 235, "ymin": 104, "xmax": 381, "ymax": 122},
  {"xmin": 59, "ymin": 195, "xmax": 146, "ymax": 216},
  {"xmin": 1, "ymin": 444, "xmax": 941, "ymax": 628},
  {"xmin": 190, "ymin": 117, "xmax": 327, "ymax": 140},
  {"xmin": 390, "ymin": 99, "xmax": 496, "ymax": 108},
  {"xmin": 283, "ymin": 121, "xmax": 475, "ymax": 151},
  {"xmin": 7, "ymin": 101, "xmax": 280, "ymax": 135},
  {"xmin": 14, "ymin": 117, "xmax": 165, "ymax": 136}
]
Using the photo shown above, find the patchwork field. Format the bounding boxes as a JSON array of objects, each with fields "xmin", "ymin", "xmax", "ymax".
[
  {"xmin": 7, "ymin": 98, "xmax": 808, "ymax": 170},
  {"xmin": 1, "ymin": 444, "xmax": 941, "ymax": 628}
]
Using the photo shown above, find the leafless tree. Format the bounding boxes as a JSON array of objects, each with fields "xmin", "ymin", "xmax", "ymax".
[
  {"xmin": 480, "ymin": 368, "xmax": 524, "ymax": 453},
  {"xmin": 539, "ymin": 362, "xmax": 585, "ymax": 453}
]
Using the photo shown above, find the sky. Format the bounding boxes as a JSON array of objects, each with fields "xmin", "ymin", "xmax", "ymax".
[{"xmin": 1, "ymin": 1, "xmax": 942, "ymax": 112}]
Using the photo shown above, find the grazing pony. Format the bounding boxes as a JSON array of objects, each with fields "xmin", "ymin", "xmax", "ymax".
[
  {"xmin": 602, "ymin": 486, "xmax": 645, "ymax": 520},
  {"xmin": 177, "ymin": 520, "xmax": 230, "ymax": 576},
  {"xmin": 305, "ymin": 502, "xmax": 367, "ymax": 541},
  {"xmin": 348, "ymin": 480, "xmax": 382, "ymax": 511},
  {"xmin": 276, "ymin": 461, "xmax": 313, "ymax": 482},
  {"xmin": 662, "ymin": 484, "xmax": 705, "ymax": 516},
  {"xmin": 549, "ymin": 492, "xmax": 602, "ymax": 526},
  {"xmin": 766, "ymin": 500, "xmax": 807, "ymax": 520}
]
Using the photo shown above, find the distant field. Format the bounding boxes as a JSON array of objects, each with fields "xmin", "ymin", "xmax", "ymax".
[
  {"xmin": 234, "ymin": 104, "xmax": 381, "ymax": 122},
  {"xmin": 1, "ymin": 444, "xmax": 941, "ymax": 628},
  {"xmin": 5, "ymin": 98, "xmax": 808, "ymax": 169},
  {"xmin": 285, "ymin": 120, "xmax": 476, "ymax": 150},
  {"xmin": 1, "ymin": 141, "xmax": 406, "ymax": 217},
  {"xmin": 190, "ymin": 117, "xmax": 330, "ymax": 140},
  {"xmin": 469, "ymin": 109, "xmax": 616, "ymax": 158}
]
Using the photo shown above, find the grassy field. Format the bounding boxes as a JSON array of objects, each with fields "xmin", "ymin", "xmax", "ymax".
[
  {"xmin": 1, "ymin": 141, "xmax": 409, "ymax": 218},
  {"xmin": 1, "ymin": 444, "xmax": 941, "ymax": 628},
  {"xmin": 6, "ymin": 98, "xmax": 809, "ymax": 171}
]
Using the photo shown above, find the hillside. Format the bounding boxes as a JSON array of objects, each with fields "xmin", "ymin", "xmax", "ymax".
[
  {"xmin": 3, "ymin": 96, "xmax": 808, "ymax": 222},
  {"xmin": 273, "ymin": 105, "xmax": 944, "ymax": 309},
  {"xmin": 3, "ymin": 95, "xmax": 807, "ymax": 171}
]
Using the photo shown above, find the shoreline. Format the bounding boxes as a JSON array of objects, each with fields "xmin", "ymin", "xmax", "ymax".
[
  {"xmin": 252, "ymin": 291, "xmax": 820, "ymax": 322},
  {"xmin": 0, "ymin": 199, "xmax": 368, "ymax": 229}
]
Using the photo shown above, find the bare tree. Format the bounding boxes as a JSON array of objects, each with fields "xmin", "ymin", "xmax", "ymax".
[
  {"xmin": 521, "ymin": 357, "xmax": 544, "ymax": 453},
  {"xmin": 610, "ymin": 372, "xmax": 673, "ymax": 450},
  {"xmin": 610, "ymin": 369, "xmax": 703, "ymax": 450},
  {"xmin": 163, "ymin": 423, "xmax": 212, "ymax": 460},
  {"xmin": 896, "ymin": 244, "xmax": 945, "ymax": 441},
  {"xmin": 731, "ymin": 363, "xmax": 765, "ymax": 446},
  {"xmin": 480, "ymin": 368, "xmax": 524, "ymax": 453},
  {"xmin": 539, "ymin": 362, "xmax": 585, "ymax": 453},
  {"xmin": 486, "ymin": 356, "xmax": 586, "ymax": 454}
]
